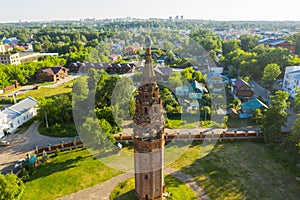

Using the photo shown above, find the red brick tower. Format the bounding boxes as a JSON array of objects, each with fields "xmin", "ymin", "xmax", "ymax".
[{"xmin": 134, "ymin": 36, "xmax": 165, "ymax": 200}]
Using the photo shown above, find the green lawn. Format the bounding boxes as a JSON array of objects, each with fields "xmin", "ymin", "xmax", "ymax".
[
  {"xmin": 22, "ymin": 148, "xmax": 122, "ymax": 200},
  {"xmin": 170, "ymin": 142, "xmax": 300, "ymax": 200},
  {"xmin": 38, "ymin": 122, "xmax": 77, "ymax": 138},
  {"xmin": 110, "ymin": 176, "xmax": 197, "ymax": 200},
  {"xmin": 19, "ymin": 81, "xmax": 74, "ymax": 99}
]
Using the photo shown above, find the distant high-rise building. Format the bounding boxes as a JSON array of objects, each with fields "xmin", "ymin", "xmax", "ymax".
[
  {"xmin": 175, "ymin": 16, "xmax": 179, "ymax": 20},
  {"xmin": 181, "ymin": 16, "xmax": 184, "ymax": 20}
]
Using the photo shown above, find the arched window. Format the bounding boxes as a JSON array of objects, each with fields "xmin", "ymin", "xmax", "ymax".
[{"xmin": 145, "ymin": 194, "xmax": 149, "ymax": 200}]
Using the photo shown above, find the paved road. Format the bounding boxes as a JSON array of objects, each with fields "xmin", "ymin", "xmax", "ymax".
[
  {"xmin": 58, "ymin": 167, "xmax": 209, "ymax": 200},
  {"xmin": 0, "ymin": 121, "xmax": 74, "ymax": 174}
]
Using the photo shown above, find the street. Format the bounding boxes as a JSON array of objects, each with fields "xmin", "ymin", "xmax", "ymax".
[{"xmin": 0, "ymin": 121, "xmax": 74, "ymax": 174}]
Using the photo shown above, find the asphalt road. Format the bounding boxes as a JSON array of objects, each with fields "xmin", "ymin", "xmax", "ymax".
[{"xmin": 0, "ymin": 121, "xmax": 74, "ymax": 174}]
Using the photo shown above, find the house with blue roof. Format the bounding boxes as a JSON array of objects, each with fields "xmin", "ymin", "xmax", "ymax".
[
  {"xmin": 175, "ymin": 80, "xmax": 204, "ymax": 100},
  {"xmin": 207, "ymin": 72, "xmax": 230, "ymax": 93},
  {"xmin": 1, "ymin": 97, "xmax": 38, "ymax": 133},
  {"xmin": 239, "ymin": 98, "xmax": 268, "ymax": 118}
]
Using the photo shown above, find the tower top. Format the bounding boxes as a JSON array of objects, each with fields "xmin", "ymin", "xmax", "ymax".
[{"xmin": 142, "ymin": 36, "xmax": 155, "ymax": 84}]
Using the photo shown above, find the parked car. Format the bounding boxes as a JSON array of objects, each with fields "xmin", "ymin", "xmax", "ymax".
[
  {"xmin": 15, "ymin": 158, "xmax": 25, "ymax": 168},
  {"xmin": 0, "ymin": 141, "xmax": 10, "ymax": 146}
]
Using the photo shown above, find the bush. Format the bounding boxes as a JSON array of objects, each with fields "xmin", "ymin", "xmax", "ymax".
[
  {"xmin": 55, "ymin": 148, "xmax": 61, "ymax": 156},
  {"xmin": 20, "ymin": 168, "xmax": 30, "ymax": 182}
]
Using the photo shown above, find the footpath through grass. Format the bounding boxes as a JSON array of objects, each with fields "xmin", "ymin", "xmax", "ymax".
[
  {"xmin": 170, "ymin": 141, "xmax": 300, "ymax": 200},
  {"xmin": 110, "ymin": 175, "xmax": 197, "ymax": 200},
  {"xmin": 22, "ymin": 148, "xmax": 122, "ymax": 200}
]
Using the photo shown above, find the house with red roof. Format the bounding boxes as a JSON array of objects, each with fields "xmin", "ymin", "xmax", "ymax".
[
  {"xmin": 35, "ymin": 66, "xmax": 68, "ymax": 82},
  {"xmin": 231, "ymin": 78, "xmax": 254, "ymax": 102}
]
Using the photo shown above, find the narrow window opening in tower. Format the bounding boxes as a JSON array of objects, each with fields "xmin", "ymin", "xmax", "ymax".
[
  {"xmin": 144, "ymin": 107, "xmax": 148, "ymax": 114},
  {"xmin": 145, "ymin": 175, "xmax": 148, "ymax": 180},
  {"xmin": 153, "ymin": 93, "xmax": 156, "ymax": 97},
  {"xmin": 145, "ymin": 194, "xmax": 149, "ymax": 200}
]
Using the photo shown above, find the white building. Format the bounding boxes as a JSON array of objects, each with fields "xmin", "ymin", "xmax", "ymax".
[
  {"xmin": 0, "ymin": 112, "xmax": 8, "ymax": 138},
  {"xmin": 1, "ymin": 97, "xmax": 38, "ymax": 134},
  {"xmin": 283, "ymin": 66, "xmax": 300, "ymax": 98},
  {"xmin": 0, "ymin": 52, "xmax": 21, "ymax": 65}
]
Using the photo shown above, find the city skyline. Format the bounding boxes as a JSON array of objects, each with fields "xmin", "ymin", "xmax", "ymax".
[{"xmin": 2, "ymin": 0, "xmax": 300, "ymax": 23}]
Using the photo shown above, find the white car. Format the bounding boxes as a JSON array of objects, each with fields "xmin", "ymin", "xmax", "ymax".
[
  {"xmin": 14, "ymin": 159, "xmax": 25, "ymax": 169},
  {"xmin": 0, "ymin": 141, "xmax": 10, "ymax": 146}
]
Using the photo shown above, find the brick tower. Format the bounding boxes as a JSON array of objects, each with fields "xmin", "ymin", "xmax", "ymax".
[{"xmin": 133, "ymin": 36, "xmax": 165, "ymax": 200}]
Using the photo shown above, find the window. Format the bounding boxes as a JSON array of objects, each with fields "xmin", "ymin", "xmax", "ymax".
[
  {"xmin": 144, "ymin": 107, "xmax": 148, "ymax": 114},
  {"xmin": 145, "ymin": 175, "xmax": 148, "ymax": 180}
]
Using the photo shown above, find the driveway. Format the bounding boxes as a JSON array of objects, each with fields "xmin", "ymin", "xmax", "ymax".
[{"xmin": 0, "ymin": 121, "xmax": 74, "ymax": 174}]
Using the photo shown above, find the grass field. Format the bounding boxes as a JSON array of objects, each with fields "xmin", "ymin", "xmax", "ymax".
[
  {"xmin": 110, "ymin": 176, "xmax": 197, "ymax": 200},
  {"xmin": 22, "ymin": 148, "xmax": 121, "ymax": 200},
  {"xmin": 19, "ymin": 81, "xmax": 74, "ymax": 99},
  {"xmin": 170, "ymin": 141, "xmax": 300, "ymax": 200}
]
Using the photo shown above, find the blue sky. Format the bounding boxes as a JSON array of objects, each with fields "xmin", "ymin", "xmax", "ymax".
[{"xmin": 1, "ymin": 0, "xmax": 300, "ymax": 22}]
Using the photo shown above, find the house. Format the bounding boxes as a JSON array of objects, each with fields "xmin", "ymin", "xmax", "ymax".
[
  {"xmin": 125, "ymin": 46, "xmax": 137, "ymax": 55},
  {"xmin": 36, "ymin": 66, "xmax": 68, "ymax": 82},
  {"xmin": 0, "ymin": 112, "xmax": 8, "ymax": 138},
  {"xmin": 68, "ymin": 62, "xmax": 107, "ymax": 73},
  {"xmin": 154, "ymin": 66, "xmax": 173, "ymax": 82},
  {"xmin": 207, "ymin": 73, "xmax": 230, "ymax": 93},
  {"xmin": 256, "ymin": 38, "xmax": 296, "ymax": 54},
  {"xmin": 1, "ymin": 96, "xmax": 38, "ymax": 133},
  {"xmin": 0, "ymin": 52, "xmax": 21, "ymax": 65},
  {"xmin": 109, "ymin": 54, "xmax": 119, "ymax": 62},
  {"xmin": 231, "ymin": 79, "xmax": 254, "ymax": 102},
  {"xmin": 239, "ymin": 98, "xmax": 268, "ymax": 118},
  {"xmin": 282, "ymin": 66, "xmax": 300, "ymax": 98},
  {"xmin": 106, "ymin": 63, "xmax": 136, "ymax": 74},
  {"xmin": 175, "ymin": 80, "xmax": 204, "ymax": 100}
]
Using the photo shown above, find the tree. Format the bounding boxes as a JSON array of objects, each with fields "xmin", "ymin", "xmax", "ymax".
[
  {"xmin": 0, "ymin": 174, "xmax": 25, "ymax": 200},
  {"xmin": 261, "ymin": 63, "xmax": 281, "ymax": 89},
  {"xmin": 253, "ymin": 108, "xmax": 263, "ymax": 125},
  {"xmin": 80, "ymin": 117, "xmax": 115, "ymax": 151},
  {"xmin": 240, "ymin": 35, "xmax": 259, "ymax": 51},
  {"xmin": 261, "ymin": 90, "xmax": 290, "ymax": 143},
  {"xmin": 168, "ymin": 72, "xmax": 183, "ymax": 90},
  {"xmin": 222, "ymin": 39, "xmax": 240, "ymax": 56}
]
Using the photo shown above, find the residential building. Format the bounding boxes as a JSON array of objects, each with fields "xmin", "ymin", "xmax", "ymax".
[
  {"xmin": 0, "ymin": 112, "xmax": 8, "ymax": 138},
  {"xmin": 231, "ymin": 79, "xmax": 254, "ymax": 102},
  {"xmin": 154, "ymin": 65, "xmax": 173, "ymax": 82},
  {"xmin": 282, "ymin": 66, "xmax": 300, "ymax": 98},
  {"xmin": 175, "ymin": 80, "xmax": 204, "ymax": 100},
  {"xmin": 19, "ymin": 52, "xmax": 42, "ymax": 63},
  {"xmin": 106, "ymin": 63, "xmax": 136, "ymax": 74},
  {"xmin": 257, "ymin": 38, "xmax": 296, "ymax": 54},
  {"xmin": 36, "ymin": 66, "xmax": 68, "ymax": 82},
  {"xmin": 0, "ymin": 44, "xmax": 6, "ymax": 53},
  {"xmin": 239, "ymin": 98, "xmax": 268, "ymax": 118},
  {"xmin": 0, "ymin": 52, "xmax": 21, "ymax": 65},
  {"xmin": 1, "ymin": 97, "xmax": 38, "ymax": 133}
]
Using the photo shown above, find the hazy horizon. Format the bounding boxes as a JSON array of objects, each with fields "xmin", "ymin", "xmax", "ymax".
[{"xmin": 2, "ymin": 0, "xmax": 300, "ymax": 23}]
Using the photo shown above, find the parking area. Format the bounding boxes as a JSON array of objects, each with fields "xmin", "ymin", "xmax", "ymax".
[{"xmin": 0, "ymin": 121, "xmax": 74, "ymax": 174}]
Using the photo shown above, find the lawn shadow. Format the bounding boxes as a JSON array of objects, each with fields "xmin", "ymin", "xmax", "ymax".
[
  {"xmin": 113, "ymin": 190, "xmax": 137, "ymax": 200},
  {"xmin": 29, "ymin": 154, "xmax": 91, "ymax": 181}
]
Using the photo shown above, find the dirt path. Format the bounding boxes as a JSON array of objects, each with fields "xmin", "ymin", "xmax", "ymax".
[{"xmin": 58, "ymin": 167, "xmax": 209, "ymax": 200}]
